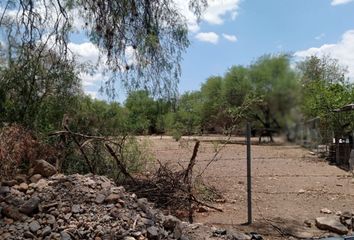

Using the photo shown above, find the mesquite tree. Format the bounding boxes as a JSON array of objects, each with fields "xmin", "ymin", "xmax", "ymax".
[{"xmin": 0, "ymin": 0, "xmax": 207, "ymax": 97}]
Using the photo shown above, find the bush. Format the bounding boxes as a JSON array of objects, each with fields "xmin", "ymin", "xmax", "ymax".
[{"xmin": 0, "ymin": 124, "xmax": 57, "ymax": 181}]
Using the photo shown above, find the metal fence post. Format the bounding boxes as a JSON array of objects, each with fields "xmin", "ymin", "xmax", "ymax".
[{"xmin": 246, "ymin": 122, "xmax": 252, "ymax": 224}]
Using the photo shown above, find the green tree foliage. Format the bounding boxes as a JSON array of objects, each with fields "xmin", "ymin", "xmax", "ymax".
[
  {"xmin": 0, "ymin": 45, "xmax": 81, "ymax": 132},
  {"xmin": 200, "ymin": 76, "xmax": 224, "ymax": 131},
  {"xmin": 125, "ymin": 90, "xmax": 157, "ymax": 134},
  {"xmin": 298, "ymin": 55, "xmax": 354, "ymax": 136},
  {"xmin": 164, "ymin": 91, "xmax": 203, "ymax": 137},
  {"xmin": 249, "ymin": 54, "xmax": 300, "ymax": 130},
  {"xmin": 0, "ymin": 0, "xmax": 207, "ymax": 97}
]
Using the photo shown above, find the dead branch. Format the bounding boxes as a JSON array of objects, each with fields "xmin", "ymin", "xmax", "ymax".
[
  {"xmin": 105, "ymin": 143, "xmax": 136, "ymax": 183},
  {"xmin": 64, "ymin": 126, "xmax": 95, "ymax": 174},
  {"xmin": 183, "ymin": 141, "xmax": 200, "ymax": 183}
]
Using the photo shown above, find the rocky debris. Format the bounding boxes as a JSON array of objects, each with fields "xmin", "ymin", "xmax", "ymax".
[
  {"xmin": 29, "ymin": 174, "xmax": 42, "ymax": 184},
  {"xmin": 1, "ymin": 173, "xmax": 250, "ymax": 240},
  {"xmin": 30, "ymin": 159, "xmax": 57, "ymax": 177},
  {"xmin": 320, "ymin": 208, "xmax": 332, "ymax": 214},
  {"xmin": 315, "ymin": 216, "xmax": 348, "ymax": 235},
  {"xmin": 304, "ymin": 219, "xmax": 312, "ymax": 228},
  {"xmin": 19, "ymin": 196, "xmax": 40, "ymax": 215}
]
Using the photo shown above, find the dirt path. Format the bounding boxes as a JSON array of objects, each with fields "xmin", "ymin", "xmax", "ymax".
[{"xmin": 142, "ymin": 136, "xmax": 354, "ymax": 239}]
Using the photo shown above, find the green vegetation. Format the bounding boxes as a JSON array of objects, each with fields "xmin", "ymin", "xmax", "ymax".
[{"xmin": 1, "ymin": 1, "xmax": 353, "ymax": 179}]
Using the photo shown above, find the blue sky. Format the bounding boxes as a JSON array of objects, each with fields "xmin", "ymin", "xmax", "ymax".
[
  {"xmin": 178, "ymin": 0, "xmax": 354, "ymax": 94},
  {"xmin": 9, "ymin": 0, "xmax": 350, "ymax": 101}
]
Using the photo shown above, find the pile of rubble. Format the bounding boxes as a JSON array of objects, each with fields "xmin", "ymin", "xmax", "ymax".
[
  {"xmin": 0, "ymin": 160, "xmax": 253, "ymax": 240},
  {"xmin": 313, "ymin": 208, "xmax": 354, "ymax": 235}
]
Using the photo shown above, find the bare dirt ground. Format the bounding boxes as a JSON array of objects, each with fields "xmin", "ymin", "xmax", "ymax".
[{"xmin": 141, "ymin": 135, "xmax": 354, "ymax": 239}]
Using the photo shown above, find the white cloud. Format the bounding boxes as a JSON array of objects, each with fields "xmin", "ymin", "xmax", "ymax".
[
  {"xmin": 202, "ymin": 0, "xmax": 241, "ymax": 24},
  {"xmin": 331, "ymin": 0, "xmax": 354, "ymax": 5},
  {"xmin": 85, "ymin": 91, "xmax": 98, "ymax": 99},
  {"xmin": 195, "ymin": 32, "xmax": 219, "ymax": 44},
  {"xmin": 222, "ymin": 33, "xmax": 238, "ymax": 42},
  {"xmin": 68, "ymin": 42, "xmax": 100, "ymax": 64},
  {"xmin": 174, "ymin": 0, "xmax": 241, "ymax": 32},
  {"xmin": 315, "ymin": 33, "xmax": 325, "ymax": 40},
  {"xmin": 295, "ymin": 30, "xmax": 354, "ymax": 79}
]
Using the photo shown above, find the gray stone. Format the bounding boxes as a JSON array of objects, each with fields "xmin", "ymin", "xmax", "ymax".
[
  {"xmin": 315, "ymin": 216, "xmax": 348, "ymax": 235},
  {"xmin": 42, "ymin": 226, "xmax": 51, "ymax": 237},
  {"xmin": 147, "ymin": 226, "xmax": 159, "ymax": 240},
  {"xmin": 24, "ymin": 231, "xmax": 36, "ymax": 238},
  {"xmin": 0, "ymin": 186, "xmax": 10, "ymax": 195},
  {"xmin": 19, "ymin": 196, "xmax": 40, "ymax": 215},
  {"xmin": 228, "ymin": 231, "xmax": 251, "ymax": 240},
  {"xmin": 29, "ymin": 220, "xmax": 41, "ymax": 233},
  {"xmin": 173, "ymin": 223, "xmax": 182, "ymax": 239},
  {"xmin": 71, "ymin": 204, "xmax": 81, "ymax": 213},
  {"xmin": 60, "ymin": 231, "xmax": 72, "ymax": 240},
  {"xmin": 95, "ymin": 194, "xmax": 106, "ymax": 204},
  {"xmin": 1, "ymin": 180, "xmax": 17, "ymax": 186},
  {"xmin": 163, "ymin": 215, "xmax": 180, "ymax": 231}
]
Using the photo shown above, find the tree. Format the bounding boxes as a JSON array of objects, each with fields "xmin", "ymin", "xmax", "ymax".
[
  {"xmin": 125, "ymin": 90, "xmax": 157, "ymax": 134},
  {"xmin": 298, "ymin": 55, "xmax": 353, "ymax": 137},
  {"xmin": 248, "ymin": 54, "xmax": 300, "ymax": 140},
  {"xmin": 200, "ymin": 76, "xmax": 224, "ymax": 131},
  {"xmin": 0, "ymin": 45, "xmax": 81, "ymax": 131},
  {"xmin": 0, "ymin": 0, "xmax": 207, "ymax": 97}
]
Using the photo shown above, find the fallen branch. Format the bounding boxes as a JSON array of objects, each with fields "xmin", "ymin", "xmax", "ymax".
[{"xmin": 105, "ymin": 143, "xmax": 136, "ymax": 183}]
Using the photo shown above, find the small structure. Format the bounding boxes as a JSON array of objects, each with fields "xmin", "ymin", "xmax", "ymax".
[{"xmin": 330, "ymin": 104, "xmax": 354, "ymax": 170}]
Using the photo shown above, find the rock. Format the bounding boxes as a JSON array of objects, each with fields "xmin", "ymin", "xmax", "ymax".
[
  {"xmin": 173, "ymin": 223, "xmax": 183, "ymax": 239},
  {"xmin": 29, "ymin": 174, "xmax": 42, "ymax": 183},
  {"xmin": 315, "ymin": 216, "xmax": 348, "ymax": 234},
  {"xmin": 95, "ymin": 194, "xmax": 106, "ymax": 204},
  {"xmin": 31, "ymin": 159, "xmax": 57, "ymax": 177},
  {"xmin": 24, "ymin": 231, "xmax": 36, "ymax": 238},
  {"xmin": 0, "ymin": 186, "xmax": 10, "ymax": 195},
  {"xmin": 71, "ymin": 204, "xmax": 81, "ymax": 213},
  {"xmin": 320, "ymin": 208, "xmax": 332, "ymax": 214},
  {"xmin": 147, "ymin": 226, "xmax": 159, "ymax": 240},
  {"xmin": 212, "ymin": 228, "xmax": 227, "ymax": 236},
  {"xmin": 42, "ymin": 226, "xmax": 52, "ymax": 237},
  {"xmin": 105, "ymin": 194, "xmax": 120, "ymax": 203},
  {"xmin": 60, "ymin": 231, "xmax": 72, "ymax": 240},
  {"xmin": 17, "ymin": 183, "xmax": 29, "ymax": 192},
  {"xmin": 163, "ymin": 215, "xmax": 180, "ymax": 231},
  {"xmin": 123, "ymin": 237, "xmax": 136, "ymax": 240},
  {"xmin": 34, "ymin": 179, "xmax": 48, "ymax": 191},
  {"xmin": 19, "ymin": 196, "xmax": 40, "ymax": 215},
  {"xmin": 196, "ymin": 206, "xmax": 208, "ymax": 213},
  {"xmin": 2, "ymin": 205, "xmax": 25, "ymax": 221},
  {"xmin": 298, "ymin": 189, "xmax": 306, "ymax": 194},
  {"xmin": 15, "ymin": 174, "xmax": 27, "ymax": 184},
  {"xmin": 228, "ymin": 231, "xmax": 252, "ymax": 240},
  {"xmin": 341, "ymin": 211, "xmax": 352, "ymax": 219},
  {"xmin": 1, "ymin": 180, "xmax": 17, "ymax": 187},
  {"xmin": 304, "ymin": 220, "xmax": 312, "ymax": 227},
  {"xmin": 29, "ymin": 220, "xmax": 41, "ymax": 233}
]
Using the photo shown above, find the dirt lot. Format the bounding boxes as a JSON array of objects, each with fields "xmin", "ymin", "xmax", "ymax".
[{"xmin": 142, "ymin": 135, "xmax": 354, "ymax": 239}]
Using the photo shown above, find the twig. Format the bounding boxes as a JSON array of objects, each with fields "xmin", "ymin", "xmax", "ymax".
[
  {"xmin": 191, "ymin": 195, "xmax": 223, "ymax": 212},
  {"xmin": 64, "ymin": 126, "xmax": 95, "ymax": 174},
  {"xmin": 105, "ymin": 143, "xmax": 136, "ymax": 183}
]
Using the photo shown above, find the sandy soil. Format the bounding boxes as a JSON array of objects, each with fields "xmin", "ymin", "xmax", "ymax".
[{"xmin": 141, "ymin": 135, "xmax": 354, "ymax": 239}]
